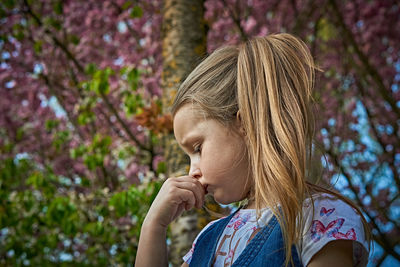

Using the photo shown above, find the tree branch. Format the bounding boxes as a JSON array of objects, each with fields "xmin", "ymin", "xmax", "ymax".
[
  {"xmin": 221, "ymin": 0, "xmax": 248, "ymax": 42},
  {"xmin": 325, "ymin": 146, "xmax": 400, "ymax": 261},
  {"xmin": 22, "ymin": 0, "xmax": 154, "ymax": 154},
  {"xmin": 327, "ymin": 0, "xmax": 400, "ymax": 119},
  {"xmin": 355, "ymin": 79, "xmax": 400, "ymax": 189},
  {"xmin": 39, "ymin": 73, "xmax": 86, "ymax": 141},
  {"xmin": 22, "ymin": 0, "xmax": 84, "ymax": 73},
  {"xmin": 99, "ymin": 92, "xmax": 150, "ymax": 151}
]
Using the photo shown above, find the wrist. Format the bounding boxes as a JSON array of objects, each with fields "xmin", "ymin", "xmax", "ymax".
[{"xmin": 142, "ymin": 217, "xmax": 168, "ymax": 234}]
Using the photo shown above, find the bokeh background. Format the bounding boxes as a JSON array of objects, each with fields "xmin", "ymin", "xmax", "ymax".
[{"xmin": 1, "ymin": 0, "xmax": 399, "ymax": 266}]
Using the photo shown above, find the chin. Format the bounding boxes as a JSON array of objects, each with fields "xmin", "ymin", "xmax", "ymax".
[
  {"xmin": 214, "ymin": 192, "xmax": 249, "ymax": 206},
  {"xmin": 213, "ymin": 194, "xmax": 236, "ymax": 205}
]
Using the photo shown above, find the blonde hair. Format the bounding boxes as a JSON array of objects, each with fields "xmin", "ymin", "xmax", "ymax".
[{"xmin": 172, "ymin": 33, "xmax": 370, "ymax": 266}]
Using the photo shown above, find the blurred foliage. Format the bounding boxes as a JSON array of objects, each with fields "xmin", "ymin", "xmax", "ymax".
[{"xmin": 0, "ymin": 155, "xmax": 162, "ymax": 265}]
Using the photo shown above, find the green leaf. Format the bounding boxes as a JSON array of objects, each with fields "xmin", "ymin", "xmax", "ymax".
[
  {"xmin": 109, "ymin": 192, "xmax": 128, "ymax": 217},
  {"xmin": 12, "ymin": 24, "xmax": 25, "ymax": 41},
  {"xmin": 16, "ymin": 127, "xmax": 24, "ymax": 141},
  {"xmin": 34, "ymin": 40, "xmax": 42, "ymax": 54},
  {"xmin": 124, "ymin": 93, "xmax": 143, "ymax": 117},
  {"xmin": 77, "ymin": 113, "xmax": 87, "ymax": 125},
  {"xmin": 83, "ymin": 154, "xmax": 98, "ymax": 170},
  {"xmin": 90, "ymin": 79, "xmax": 100, "ymax": 94},
  {"xmin": 4, "ymin": 0, "xmax": 15, "ymax": 9},
  {"xmin": 44, "ymin": 17, "xmax": 62, "ymax": 31},
  {"xmin": 104, "ymin": 67, "xmax": 113, "ymax": 77},
  {"xmin": 53, "ymin": 1, "xmax": 63, "ymax": 15},
  {"xmin": 69, "ymin": 34, "xmax": 80, "ymax": 45},
  {"xmin": 127, "ymin": 68, "xmax": 140, "ymax": 91},
  {"xmin": 120, "ymin": 66, "xmax": 128, "ymax": 75},
  {"xmin": 70, "ymin": 148, "xmax": 78, "ymax": 159},
  {"xmin": 156, "ymin": 161, "xmax": 166, "ymax": 175},
  {"xmin": 124, "ymin": 94, "xmax": 138, "ymax": 116},
  {"xmin": 151, "ymin": 133, "xmax": 159, "ymax": 145},
  {"xmin": 318, "ymin": 18, "xmax": 337, "ymax": 42},
  {"xmin": 46, "ymin": 197, "xmax": 76, "ymax": 224},
  {"xmin": 102, "ymin": 136, "xmax": 112, "ymax": 149},
  {"xmin": 80, "ymin": 177, "xmax": 91, "ymax": 187},
  {"xmin": 70, "ymin": 145, "xmax": 86, "ymax": 159},
  {"xmin": 52, "ymin": 130, "xmax": 70, "ymax": 150},
  {"xmin": 2, "ymin": 142, "xmax": 14, "ymax": 153},
  {"xmin": 45, "ymin": 119, "xmax": 59, "ymax": 131},
  {"xmin": 130, "ymin": 6, "xmax": 143, "ymax": 18},
  {"xmin": 0, "ymin": 7, "xmax": 6, "ymax": 19},
  {"xmin": 26, "ymin": 171, "xmax": 45, "ymax": 189},
  {"xmin": 122, "ymin": 1, "xmax": 132, "ymax": 10},
  {"xmin": 85, "ymin": 63, "xmax": 97, "ymax": 75},
  {"xmin": 84, "ymin": 222, "xmax": 101, "ymax": 235},
  {"xmin": 91, "ymin": 68, "xmax": 113, "ymax": 95},
  {"xmin": 77, "ymin": 111, "xmax": 95, "ymax": 125}
]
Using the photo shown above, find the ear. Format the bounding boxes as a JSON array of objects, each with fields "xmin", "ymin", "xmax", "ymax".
[{"xmin": 236, "ymin": 111, "xmax": 246, "ymax": 137}]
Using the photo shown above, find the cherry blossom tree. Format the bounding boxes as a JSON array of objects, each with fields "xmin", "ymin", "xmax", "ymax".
[
  {"xmin": 1, "ymin": 0, "xmax": 167, "ymax": 264},
  {"xmin": 0, "ymin": 0, "xmax": 399, "ymax": 265}
]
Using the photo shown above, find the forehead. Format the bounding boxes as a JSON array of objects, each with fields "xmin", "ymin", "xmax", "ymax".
[{"xmin": 173, "ymin": 104, "xmax": 205, "ymax": 141}]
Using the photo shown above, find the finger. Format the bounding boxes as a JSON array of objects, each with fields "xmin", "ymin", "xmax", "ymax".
[
  {"xmin": 175, "ymin": 181, "xmax": 205, "ymax": 209},
  {"xmin": 177, "ymin": 188, "xmax": 196, "ymax": 211},
  {"xmin": 168, "ymin": 177, "xmax": 205, "ymax": 203},
  {"xmin": 173, "ymin": 204, "xmax": 185, "ymax": 219},
  {"xmin": 178, "ymin": 176, "xmax": 206, "ymax": 199},
  {"xmin": 167, "ymin": 177, "xmax": 205, "ymax": 208}
]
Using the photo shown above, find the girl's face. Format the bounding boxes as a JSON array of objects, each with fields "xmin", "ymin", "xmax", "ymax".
[{"xmin": 173, "ymin": 104, "xmax": 252, "ymax": 205}]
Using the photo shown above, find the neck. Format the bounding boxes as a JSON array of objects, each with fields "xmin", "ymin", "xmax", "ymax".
[{"xmin": 240, "ymin": 197, "xmax": 256, "ymax": 209}]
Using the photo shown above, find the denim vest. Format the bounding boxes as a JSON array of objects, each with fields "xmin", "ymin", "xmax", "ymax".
[{"xmin": 190, "ymin": 208, "xmax": 303, "ymax": 267}]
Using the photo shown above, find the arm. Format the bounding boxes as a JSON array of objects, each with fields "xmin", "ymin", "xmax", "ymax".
[
  {"xmin": 135, "ymin": 176, "xmax": 205, "ymax": 267},
  {"xmin": 307, "ymin": 240, "xmax": 353, "ymax": 267},
  {"xmin": 135, "ymin": 220, "xmax": 168, "ymax": 266}
]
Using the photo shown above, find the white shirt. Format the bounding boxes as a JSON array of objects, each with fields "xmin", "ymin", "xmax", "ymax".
[{"xmin": 183, "ymin": 193, "xmax": 369, "ymax": 266}]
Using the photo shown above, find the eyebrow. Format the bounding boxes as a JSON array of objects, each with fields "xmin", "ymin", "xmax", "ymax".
[
  {"xmin": 180, "ymin": 136, "xmax": 193, "ymax": 147},
  {"xmin": 180, "ymin": 134, "xmax": 201, "ymax": 148},
  {"xmin": 177, "ymin": 139, "xmax": 191, "ymax": 155}
]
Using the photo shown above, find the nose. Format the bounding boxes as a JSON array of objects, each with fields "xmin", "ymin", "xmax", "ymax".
[{"xmin": 189, "ymin": 162, "xmax": 202, "ymax": 179}]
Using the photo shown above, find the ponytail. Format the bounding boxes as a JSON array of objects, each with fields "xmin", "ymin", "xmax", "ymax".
[{"xmin": 237, "ymin": 34, "xmax": 316, "ymax": 266}]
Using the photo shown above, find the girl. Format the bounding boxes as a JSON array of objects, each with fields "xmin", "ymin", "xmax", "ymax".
[{"xmin": 135, "ymin": 33, "xmax": 370, "ymax": 267}]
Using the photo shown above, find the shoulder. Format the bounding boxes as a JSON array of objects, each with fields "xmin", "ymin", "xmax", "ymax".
[
  {"xmin": 299, "ymin": 193, "xmax": 370, "ymax": 266},
  {"xmin": 182, "ymin": 215, "xmax": 228, "ymax": 264},
  {"xmin": 302, "ymin": 193, "xmax": 362, "ymax": 220},
  {"xmin": 302, "ymin": 193, "xmax": 367, "ymax": 231},
  {"xmin": 198, "ymin": 213, "xmax": 231, "ymax": 236}
]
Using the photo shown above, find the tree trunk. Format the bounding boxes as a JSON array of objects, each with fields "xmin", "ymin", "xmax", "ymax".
[{"xmin": 161, "ymin": 0, "xmax": 206, "ymax": 266}]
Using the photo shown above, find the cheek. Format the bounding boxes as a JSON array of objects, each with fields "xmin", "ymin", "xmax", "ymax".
[
  {"xmin": 200, "ymin": 155, "xmax": 221, "ymax": 176},
  {"xmin": 202, "ymin": 147, "xmax": 246, "ymax": 178}
]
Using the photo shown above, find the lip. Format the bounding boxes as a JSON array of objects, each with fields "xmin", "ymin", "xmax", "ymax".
[{"xmin": 204, "ymin": 185, "xmax": 209, "ymax": 194}]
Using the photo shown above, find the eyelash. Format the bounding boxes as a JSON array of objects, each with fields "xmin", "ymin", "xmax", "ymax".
[{"xmin": 193, "ymin": 144, "xmax": 202, "ymax": 154}]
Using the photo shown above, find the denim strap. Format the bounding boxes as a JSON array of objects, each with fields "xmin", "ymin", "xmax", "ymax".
[
  {"xmin": 232, "ymin": 216, "xmax": 279, "ymax": 266},
  {"xmin": 190, "ymin": 208, "xmax": 241, "ymax": 267},
  {"xmin": 190, "ymin": 208, "xmax": 303, "ymax": 267}
]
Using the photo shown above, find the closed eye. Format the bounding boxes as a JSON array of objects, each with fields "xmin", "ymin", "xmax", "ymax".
[{"xmin": 193, "ymin": 143, "xmax": 202, "ymax": 154}]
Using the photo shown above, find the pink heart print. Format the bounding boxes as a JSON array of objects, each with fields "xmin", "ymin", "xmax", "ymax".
[
  {"xmin": 320, "ymin": 207, "xmax": 335, "ymax": 216},
  {"xmin": 227, "ymin": 212, "xmax": 250, "ymax": 230},
  {"xmin": 332, "ymin": 228, "xmax": 356, "ymax": 240},
  {"xmin": 311, "ymin": 218, "xmax": 357, "ymax": 242}
]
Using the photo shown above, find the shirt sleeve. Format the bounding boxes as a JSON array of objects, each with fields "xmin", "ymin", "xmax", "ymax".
[
  {"xmin": 182, "ymin": 218, "xmax": 222, "ymax": 264},
  {"xmin": 299, "ymin": 194, "xmax": 370, "ymax": 266}
]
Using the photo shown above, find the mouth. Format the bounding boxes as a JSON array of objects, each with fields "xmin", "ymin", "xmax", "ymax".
[{"xmin": 204, "ymin": 185, "xmax": 209, "ymax": 194}]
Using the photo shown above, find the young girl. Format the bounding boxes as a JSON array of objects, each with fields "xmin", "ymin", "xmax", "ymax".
[{"xmin": 135, "ymin": 33, "xmax": 370, "ymax": 267}]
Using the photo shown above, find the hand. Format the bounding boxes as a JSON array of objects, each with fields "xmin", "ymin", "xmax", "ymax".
[{"xmin": 144, "ymin": 176, "xmax": 206, "ymax": 229}]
